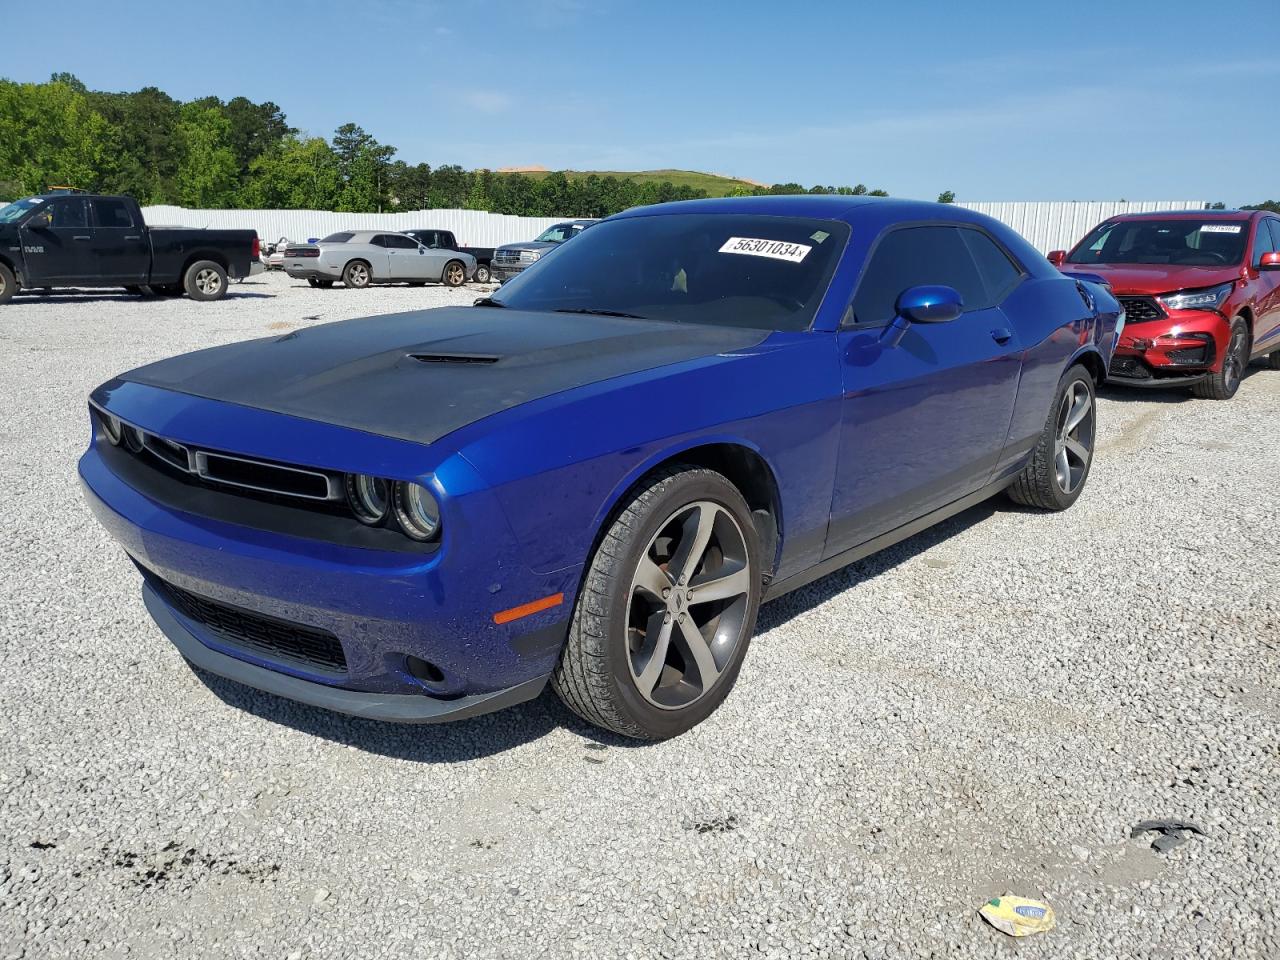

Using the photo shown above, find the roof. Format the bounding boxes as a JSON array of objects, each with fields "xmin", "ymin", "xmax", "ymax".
[
  {"xmin": 1101, "ymin": 209, "xmax": 1258, "ymax": 221},
  {"xmin": 610, "ymin": 194, "xmax": 957, "ymax": 224}
]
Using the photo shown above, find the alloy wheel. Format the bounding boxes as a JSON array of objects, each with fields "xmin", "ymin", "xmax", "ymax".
[
  {"xmin": 348, "ymin": 264, "xmax": 369, "ymax": 287},
  {"xmin": 446, "ymin": 264, "xmax": 464, "ymax": 285},
  {"xmin": 1222, "ymin": 326, "xmax": 1248, "ymax": 393},
  {"xmin": 1054, "ymin": 380, "xmax": 1095, "ymax": 494},
  {"xmin": 625, "ymin": 501, "xmax": 753, "ymax": 710},
  {"xmin": 195, "ymin": 268, "xmax": 222, "ymax": 296}
]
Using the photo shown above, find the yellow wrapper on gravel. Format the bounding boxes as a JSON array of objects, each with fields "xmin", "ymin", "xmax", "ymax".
[{"xmin": 978, "ymin": 895, "xmax": 1055, "ymax": 937}]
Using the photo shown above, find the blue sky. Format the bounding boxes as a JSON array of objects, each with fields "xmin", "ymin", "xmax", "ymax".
[{"xmin": 6, "ymin": 0, "xmax": 1278, "ymax": 204}]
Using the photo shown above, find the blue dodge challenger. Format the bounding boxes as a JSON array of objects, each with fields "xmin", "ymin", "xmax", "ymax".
[{"xmin": 80, "ymin": 196, "xmax": 1121, "ymax": 740}]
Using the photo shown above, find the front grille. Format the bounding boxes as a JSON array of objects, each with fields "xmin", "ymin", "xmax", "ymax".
[
  {"xmin": 494, "ymin": 252, "xmax": 524, "ymax": 264},
  {"xmin": 155, "ymin": 578, "xmax": 348, "ymax": 675},
  {"xmin": 1118, "ymin": 296, "xmax": 1165, "ymax": 322},
  {"xmin": 1109, "ymin": 355, "xmax": 1149, "ymax": 379}
]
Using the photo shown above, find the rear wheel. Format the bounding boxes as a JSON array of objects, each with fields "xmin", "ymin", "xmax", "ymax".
[
  {"xmin": 1192, "ymin": 316, "xmax": 1249, "ymax": 400},
  {"xmin": 1266, "ymin": 349, "xmax": 1280, "ymax": 371},
  {"xmin": 343, "ymin": 260, "xmax": 371, "ymax": 289},
  {"xmin": 1007, "ymin": 366, "xmax": 1097, "ymax": 511},
  {"xmin": 183, "ymin": 260, "xmax": 228, "ymax": 301},
  {"xmin": 442, "ymin": 260, "xmax": 466, "ymax": 287},
  {"xmin": 0, "ymin": 263, "xmax": 17, "ymax": 304},
  {"xmin": 474, "ymin": 263, "xmax": 491, "ymax": 284},
  {"xmin": 552, "ymin": 466, "xmax": 762, "ymax": 740}
]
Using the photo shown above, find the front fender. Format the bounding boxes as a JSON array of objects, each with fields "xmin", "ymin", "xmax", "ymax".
[{"xmin": 452, "ymin": 332, "xmax": 844, "ymax": 579}]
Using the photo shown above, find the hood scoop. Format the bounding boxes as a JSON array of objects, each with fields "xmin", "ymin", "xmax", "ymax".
[{"xmin": 408, "ymin": 352, "xmax": 500, "ymax": 365}]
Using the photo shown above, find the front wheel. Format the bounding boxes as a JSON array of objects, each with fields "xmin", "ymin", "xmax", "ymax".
[
  {"xmin": 1192, "ymin": 316, "xmax": 1250, "ymax": 400},
  {"xmin": 183, "ymin": 260, "xmax": 228, "ymax": 301},
  {"xmin": 442, "ymin": 260, "xmax": 466, "ymax": 287},
  {"xmin": 1268, "ymin": 349, "xmax": 1280, "ymax": 371},
  {"xmin": 1007, "ymin": 366, "xmax": 1097, "ymax": 511},
  {"xmin": 0, "ymin": 263, "xmax": 17, "ymax": 304},
  {"xmin": 552, "ymin": 466, "xmax": 762, "ymax": 740},
  {"xmin": 474, "ymin": 263, "xmax": 491, "ymax": 284}
]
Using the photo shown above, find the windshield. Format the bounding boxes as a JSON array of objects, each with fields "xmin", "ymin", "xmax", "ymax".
[
  {"xmin": 320, "ymin": 232, "xmax": 353, "ymax": 243},
  {"xmin": 0, "ymin": 197, "xmax": 45, "ymax": 224},
  {"xmin": 534, "ymin": 224, "xmax": 580, "ymax": 243},
  {"xmin": 1068, "ymin": 219, "xmax": 1247, "ymax": 266},
  {"xmin": 491, "ymin": 213, "xmax": 849, "ymax": 331}
]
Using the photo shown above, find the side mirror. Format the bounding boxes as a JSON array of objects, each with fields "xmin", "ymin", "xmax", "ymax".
[
  {"xmin": 1047, "ymin": 250, "xmax": 1067, "ymax": 267},
  {"xmin": 28, "ymin": 211, "xmax": 52, "ymax": 230},
  {"xmin": 1260, "ymin": 251, "xmax": 1280, "ymax": 271},
  {"xmin": 880, "ymin": 285, "xmax": 963, "ymax": 348},
  {"xmin": 896, "ymin": 284, "xmax": 963, "ymax": 324}
]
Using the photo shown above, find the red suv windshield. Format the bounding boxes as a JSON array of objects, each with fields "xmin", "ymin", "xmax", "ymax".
[{"xmin": 1068, "ymin": 219, "xmax": 1247, "ymax": 266}]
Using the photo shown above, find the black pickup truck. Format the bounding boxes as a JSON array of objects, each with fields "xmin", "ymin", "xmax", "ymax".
[
  {"xmin": 402, "ymin": 228, "xmax": 495, "ymax": 283},
  {"xmin": 0, "ymin": 193, "xmax": 260, "ymax": 304}
]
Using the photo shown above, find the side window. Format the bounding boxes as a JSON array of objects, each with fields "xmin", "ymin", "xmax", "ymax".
[
  {"xmin": 438, "ymin": 232, "xmax": 455, "ymax": 249},
  {"xmin": 48, "ymin": 199, "xmax": 88, "ymax": 229},
  {"xmin": 959, "ymin": 229, "xmax": 1023, "ymax": 304},
  {"xmin": 1268, "ymin": 219, "xmax": 1280, "ymax": 253},
  {"xmin": 385, "ymin": 234, "xmax": 417, "ymax": 249},
  {"xmin": 1254, "ymin": 220, "xmax": 1278, "ymax": 265},
  {"xmin": 91, "ymin": 198, "xmax": 134, "ymax": 229},
  {"xmin": 369, "ymin": 234, "xmax": 389, "ymax": 247},
  {"xmin": 850, "ymin": 225, "xmax": 987, "ymax": 326}
]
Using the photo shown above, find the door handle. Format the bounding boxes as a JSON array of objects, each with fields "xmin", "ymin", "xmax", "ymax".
[
  {"xmin": 73, "ymin": 235, "xmax": 91, "ymax": 241},
  {"xmin": 991, "ymin": 327, "xmax": 1013, "ymax": 344},
  {"xmin": 124, "ymin": 235, "xmax": 140, "ymax": 240}
]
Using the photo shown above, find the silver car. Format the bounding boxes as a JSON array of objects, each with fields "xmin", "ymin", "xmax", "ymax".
[{"xmin": 284, "ymin": 230, "xmax": 477, "ymax": 289}]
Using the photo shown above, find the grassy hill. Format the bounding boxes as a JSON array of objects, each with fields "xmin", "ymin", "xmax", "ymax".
[{"xmin": 495, "ymin": 168, "xmax": 763, "ymax": 197}]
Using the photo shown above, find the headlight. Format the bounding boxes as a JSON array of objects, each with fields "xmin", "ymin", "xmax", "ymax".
[
  {"xmin": 394, "ymin": 482, "xmax": 441, "ymax": 541},
  {"xmin": 345, "ymin": 473, "xmax": 390, "ymax": 525},
  {"xmin": 98, "ymin": 410, "xmax": 122, "ymax": 445},
  {"xmin": 519, "ymin": 250, "xmax": 541, "ymax": 262},
  {"xmin": 1158, "ymin": 282, "xmax": 1233, "ymax": 312},
  {"xmin": 121, "ymin": 424, "xmax": 144, "ymax": 453}
]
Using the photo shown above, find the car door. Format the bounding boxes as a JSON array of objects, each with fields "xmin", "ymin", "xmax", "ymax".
[
  {"xmin": 825, "ymin": 224, "xmax": 1026, "ymax": 556},
  {"xmin": 87, "ymin": 197, "xmax": 150, "ymax": 284},
  {"xmin": 1253, "ymin": 219, "xmax": 1280, "ymax": 353},
  {"xmin": 383, "ymin": 233, "xmax": 433, "ymax": 280},
  {"xmin": 419, "ymin": 230, "xmax": 457, "ymax": 279},
  {"xmin": 19, "ymin": 197, "xmax": 90, "ymax": 283}
]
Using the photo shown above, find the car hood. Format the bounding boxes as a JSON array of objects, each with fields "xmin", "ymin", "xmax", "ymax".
[
  {"xmin": 116, "ymin": 307, "xmax": 768, "ymax": 445},
  {"xmin": 496, "ymin": 241, "xmax": 559, "ymax": 253},
  {"xmin": 1065, "ymin": 262, "xmax": 1240, "ymax": 295}
]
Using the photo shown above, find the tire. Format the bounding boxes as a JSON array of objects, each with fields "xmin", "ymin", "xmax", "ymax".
[
  {"xmin": 474, "ymin": 263, "xmax": 491, "ymax": 284},
  {"xmin": 343, "ymin": 260, "xmax": 371, "ymax": 289},
  {"xmin": 552, "ymin": 466, "xmax": 762, "ymax": 740},
  {"xmin": 0, "ymin": 262, "xmax": 17, "ymax": 304},
  {"xmin": 1007, "ymin": 365, "xmax": 1097, "ymax": 511},
  {"xmin": 183, "ymin": 260, "xmax": 228, "ymax": 301},
  {"xmin": 441, "ymin": 260, "xmax": 466, "ymax": 287},
  {"xmin": 307, "ymin": 277, "xmax": 320, "ymax": 288},
  {"xmin": 1192, "ymin": 316, "xmax": 1250, "ymax": 400},
  {"xmin": 1268, "ymin": 350, "xmax": 1280, "ymax": 371}
]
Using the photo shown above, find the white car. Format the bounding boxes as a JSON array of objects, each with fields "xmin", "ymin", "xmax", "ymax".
[{"xmin": 284, "ymin": 231, "xmax": 477, "ymax": 289}]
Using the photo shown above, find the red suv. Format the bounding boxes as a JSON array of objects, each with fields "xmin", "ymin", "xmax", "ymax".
[{"xmin": 1049, "ymin": 210, "xmax": 1280, "ymax": 399}]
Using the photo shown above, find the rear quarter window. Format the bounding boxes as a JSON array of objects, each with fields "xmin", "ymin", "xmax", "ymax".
[{"xmin": 321, "ymin": 232, "xmax": 353, "ymax": 243}]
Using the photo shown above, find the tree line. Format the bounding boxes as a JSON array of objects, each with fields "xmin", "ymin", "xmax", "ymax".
[{"xmin": 0, "ymin": 75, "xmax": 902, "ymax": 217}]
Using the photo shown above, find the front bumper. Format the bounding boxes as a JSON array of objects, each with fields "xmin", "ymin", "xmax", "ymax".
[
  {"xmin": 78, "ymin": 388, "xmax": 577, "ymax": 723},
  {"xmin": 1107, "ymin": 308, "xmax": 1228, "ymax": 387},
  {"xmin": 491, "ymin": 260, "xmax": 530, "ymax": 281},
  {"xmin": 144, "ymin": 582, "xmax": 547, "ymax": 722}
]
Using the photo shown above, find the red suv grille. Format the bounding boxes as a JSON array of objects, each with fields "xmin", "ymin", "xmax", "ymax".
[{"xmin": 1117, "ymin": 296, "xmax": 1166, "ymax": 323}]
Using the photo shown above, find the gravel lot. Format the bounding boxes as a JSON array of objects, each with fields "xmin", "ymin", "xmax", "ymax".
[{"xmin": 2, "ymin": 270, "xmax": 1277, "ymax": 959}]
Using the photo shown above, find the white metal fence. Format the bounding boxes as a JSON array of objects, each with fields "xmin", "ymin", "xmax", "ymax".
[
  {"xmin": 139, "ymin": 206, "xmax": 574, "ymax": 249},
  {"xmin": 136, "ymin": 200, "xmax": 1209, "ymax": 254},
  {"xmin": 957, "ymin": 201, "xmax": 1205, "ymax": 253}
]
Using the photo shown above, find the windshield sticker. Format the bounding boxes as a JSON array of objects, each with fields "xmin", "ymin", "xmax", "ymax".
[
  {"xmin": 719, "ymin": 237, "xmax": 812, "ymax": 263},
  {"xmin": 810, "ymin": 230, "xmax": 830, "ymax": 243},
  {"xmin": 27, "ymin": 198, "xmax": 43, "ymax": 205},
  {"xmin": 1201, "ymin": 224, "xmax": 1241, "ymax": 234}
]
